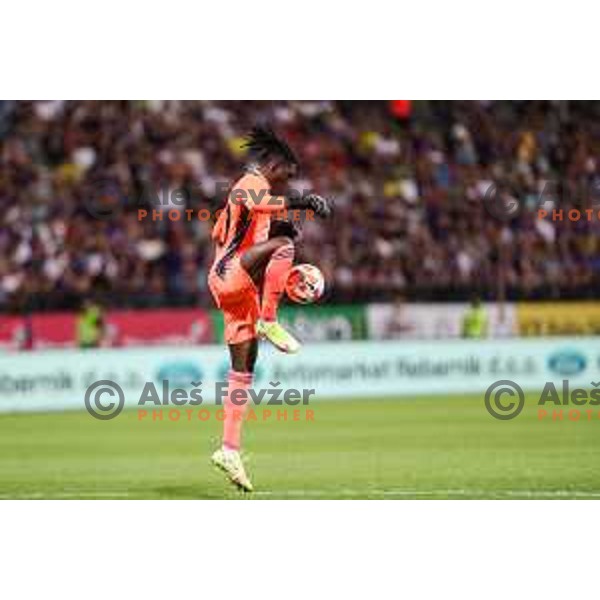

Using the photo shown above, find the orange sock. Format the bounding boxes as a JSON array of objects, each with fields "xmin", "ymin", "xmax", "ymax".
[
  {"xmin": 223, "ymin": 370, "xmax": 253, "ymax": 451},
  {"xmin": 261, "ymin": 241, "xmax": 294, "ymax": 321}
]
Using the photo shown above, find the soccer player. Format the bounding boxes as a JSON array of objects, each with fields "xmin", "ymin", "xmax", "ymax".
[{"xmin": 208, "ymin": 127, "xmax": 331, "ymax": 491}]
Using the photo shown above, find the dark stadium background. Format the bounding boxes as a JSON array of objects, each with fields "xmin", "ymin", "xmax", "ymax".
[{"xmin": 1, "ymin": 100, "xmax": 599, "ymax": 347}]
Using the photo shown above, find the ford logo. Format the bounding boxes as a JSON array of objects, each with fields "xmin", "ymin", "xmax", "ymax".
[
  {"xmin": 548, "ymin": 351, "xmax": 587, "ymax": 376},
  {"xmin": 156, "ymin": 361, "xmax": 202, "ymax": 388}
]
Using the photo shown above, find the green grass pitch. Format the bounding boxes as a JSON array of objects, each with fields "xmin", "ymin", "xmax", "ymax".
[{"xmin": 1, "ymin": 394, "xmax": 599, "ymax": 499}]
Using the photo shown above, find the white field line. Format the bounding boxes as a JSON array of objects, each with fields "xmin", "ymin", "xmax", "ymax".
[
  {"xmin": 0, "ymin": 490, "xmax": 132, "ymax": 499},
  {"xmin": 1, "ymin": 488, "xmax": 600, "ymax": 499},
  {"xmin": 252, "ymin": 488, "xmax": 600, "ymax": 499}
]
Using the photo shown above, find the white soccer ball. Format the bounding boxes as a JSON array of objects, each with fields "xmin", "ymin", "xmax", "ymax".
[{"xmin": 285, "ymin": 264, "xmax": 325, "ymax": 304}]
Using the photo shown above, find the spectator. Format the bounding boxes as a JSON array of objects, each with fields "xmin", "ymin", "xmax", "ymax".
[{"xmin": 1, "ymin": 100, "xmax": 599, "ymax": 312}]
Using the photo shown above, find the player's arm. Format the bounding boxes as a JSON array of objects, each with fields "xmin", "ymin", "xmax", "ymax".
[
  {"xmin": 239, "ymin": 174, "xmax": 332, "ymax": 218},
  {"xmin": 254, "ymin": 192, "xmax": 331, "ymax": 218},
  {"xmin": 286, "ymin": 193, "xmax": 332, "ymax": 218}
]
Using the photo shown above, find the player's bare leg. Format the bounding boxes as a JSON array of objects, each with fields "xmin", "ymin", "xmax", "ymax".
[
  {"xmin": 211, "ymin": 338, "xmax": 257, "ymax": 492},
  {"xmin": 241, "ymin": 236, "xmax": 300, "ymax": 353},
  {"xmin": 240, "ymin": 235, "xmax": 293, "ymax": 287}
]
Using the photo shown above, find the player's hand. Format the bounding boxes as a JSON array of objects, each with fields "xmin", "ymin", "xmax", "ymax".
[{"xmin": 303, "ymin": 194, "xmax": 332, "ymax": 219}]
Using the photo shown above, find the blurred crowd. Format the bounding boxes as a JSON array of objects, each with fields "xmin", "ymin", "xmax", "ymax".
[{"xmin": 1, "ymin": 100, "xmax": 600, "ymax": 312}]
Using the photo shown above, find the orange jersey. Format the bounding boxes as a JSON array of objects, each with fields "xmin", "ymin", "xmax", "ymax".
[{"xmin": 211, "ymin": 171, "xmax": 285, "ymax": 276}]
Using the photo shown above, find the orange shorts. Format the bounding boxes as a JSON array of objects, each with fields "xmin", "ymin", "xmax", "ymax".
[{"xmin": 208, "ymin": 256, "xmax": 260, "ymax": 345}]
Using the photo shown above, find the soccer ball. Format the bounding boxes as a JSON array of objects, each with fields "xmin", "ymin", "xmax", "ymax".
[{"xmin": 286, "ymin": 264, "xmax": 325, "ymax": 304}]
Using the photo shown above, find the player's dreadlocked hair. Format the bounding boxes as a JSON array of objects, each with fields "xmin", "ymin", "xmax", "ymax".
[{"xmin": 242, "ymin": 126, "xmax": 298, "ymax": 166}]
